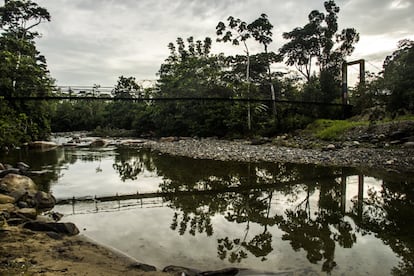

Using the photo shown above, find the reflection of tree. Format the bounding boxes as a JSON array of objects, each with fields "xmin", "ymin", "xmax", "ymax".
[
  {"xmin": 156, "ymin": 156, "xmax": 361, "ymax": 269},
  {"xmin": 278, "ymin": 178, "xmax": 357, "ymax": 273},
  {"xmin": 350, "ymin": 179, "xmax": 414, "ymax": 275},
  {"xmin": 112, "ymin": 148, "xmax": 156, "ymax": 181}
]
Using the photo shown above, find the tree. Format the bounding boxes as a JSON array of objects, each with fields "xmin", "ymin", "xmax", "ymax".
[
  {"xmin": 0, "ymin": 0, "xmax": 53, "ymax": 144},
  {"xmin": 383, "ymin": 39, "xmax": 414, "ymax": 113},
  {"xmin": 216, "ymin": 16, "xmax": 253, "ymax": 130},
  {"xmin": 217, "ymin": 14, "xmax": 279, "ymax": 129},
  {"xmin": 111, "ymin": 75, "xmax": 142, "ymax": 98},
  {"xmin": 106, "ymin": 76, "xmax": 143, "ymax": 130},
  {"xmin": 155, "ymin": 37, "xmax": 234, "ymax": 137},
  {"xmin": 280, "ymin": 0, "xmax": 359, "ymax": 103},
  {"xmin": 248, "ymin": 13, "xmax": 278, "ymax": 115}
]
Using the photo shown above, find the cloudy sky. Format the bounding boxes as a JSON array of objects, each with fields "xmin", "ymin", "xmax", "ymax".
[{"xmin": 35, "ymin": 0, "xmax": 414, "ymax": 87}]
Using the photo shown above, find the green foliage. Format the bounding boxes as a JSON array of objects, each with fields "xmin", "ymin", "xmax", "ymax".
[
  {"xmin": 306, "ymin": 119, "xmax": 367, "ymax": 140},
  {"xmin": 280, "ymin": 0, "xmax": 359, "ymax": 103},
  {"xmin": 0, "ymin": 0, "xmax": 53, "ymax": 145},
  {"xmin": 383, "ymin": 39, "xmax": 414, "ymax": 113}
]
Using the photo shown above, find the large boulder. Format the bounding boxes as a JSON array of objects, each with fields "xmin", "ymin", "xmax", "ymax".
[
  {"xmin": 0, "ymin": 174, "xmax": 37, "ymax": 193},
  {"xmin": 28, "ymin": 141, "xmax": 58, "ymax": 150}
]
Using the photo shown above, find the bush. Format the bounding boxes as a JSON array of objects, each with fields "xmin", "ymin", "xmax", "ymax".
[{"xmin": 306, "ymin": 119, "xmax": 367, "ymax": 140}]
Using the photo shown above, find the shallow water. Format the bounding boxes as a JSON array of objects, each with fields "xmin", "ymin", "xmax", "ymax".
[{"xmin": 1, "ymin": 146, "xmax": 413, "ymax": 275}]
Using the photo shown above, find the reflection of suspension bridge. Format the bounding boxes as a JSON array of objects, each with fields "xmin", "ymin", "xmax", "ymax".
[{"xmin": 57, "ymin": 174, "xmax": 367, "ymax": 218}]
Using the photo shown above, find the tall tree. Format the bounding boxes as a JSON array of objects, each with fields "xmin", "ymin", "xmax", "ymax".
[
  {"xmin": 280, "ymin": 0, "xmax": 359, "ymax": 102},
  {"xmin": 0, "ymin": 0, "xmax": 53, "ymax": 143},
  {"xmin": 217, "ymin": 14, "xmax": 278, "ymax": 130},
  {"xmin": 382, "ymin": 39, "xmax": 414, "ymax": 113},
  {"xmin": 248, "ymin": 13, "xmax": 278, "ymax": 115}
]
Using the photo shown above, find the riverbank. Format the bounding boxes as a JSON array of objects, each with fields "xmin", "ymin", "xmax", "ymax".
[
  {"xmin": 2, "ymin": 122, "xmax": 414, "ymax": 275},
  {"xmin": 143, "ymin": 137, "xmax": 414, "ymax": 174},
  {"xmin": 0, "ymin": 224, "xmax": 170, "ymax": 276}
]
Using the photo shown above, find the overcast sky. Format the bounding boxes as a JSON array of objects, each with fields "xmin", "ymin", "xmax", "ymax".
[{"xmin": 35, "ymin": 0, "xmax": 414, "ymax": 87}]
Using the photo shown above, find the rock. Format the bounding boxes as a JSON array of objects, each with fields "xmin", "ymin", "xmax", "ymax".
[
  {"xmin": 0, "ymin": 174, "xmax": 37, "ymax": 193},
  {"xmin": 0, "ymin": 163, "xmax": 4, "ymax": 170},
  {"xmin": 17, "ymin": 201, "xmax": 29, "ymax": 208},
  {"xmin": 0, "ymin": 168, "xmax": 20, "ymax": 178},
  {"xmin": 90, "ymin": 138, "xmax": 108, "ymax": 147},
  {"xmin": 385, "ymin": 160, "xmax": 395, "ymax": 165},
  {"xmin": 16, "ymin": 162, "xmax": 30, "ymax": 172},
  {"xmin": 120, "ymin": 139, "xmax": 145, "ymax": 146},
  {"xmin": 16, "ymin": 208, "xmax": 37, "ymax": 220},
  {"xmin": 50, "ymin": 211, "xmax": 64, "ymax": 221},
  {"xmin": 9, "ymin": 189, "xmax": 28, "ymax": 202},
  {"xmin": 160, "ymin": 137, "xmax": 178, "ymax": 142},
  {"xmin": 250, "ymin": 138, "xmax": 270, "ymax": 145},
  {"xmin": 403, "ymin": 142, "xmax": 414, "ymax": 148},
  {"xmin": 402, "ymin": 136, "xmax": 414, "ymax": 142},
  {"xmin": 377, "ymin": 134, "xmax": 386, "ymax": 140},
  {"xmin": 23, "ymin": 221, "xmax": 80, "ymax": 236},
  {"xmin": 323, "ymin": 144, "xmax": 336, "ymax": 151},
  {"xmin": 0, "ymin": 184, "xmax": 9, "ymax": 193},
  {"xmin": 46, "ymin": 231, "xmax": 63, "ymax": 240},
  {"xmin": 28, "ymin": 141, "xmax": 58, "ymax": 150},
  {"xmin": 201, "ymin": 268, "xmax": 240, "ymax": 276},
  {"xmin": 35, "ymin": 191, "xmax": 56, "ymax": 210},
  {"xmin": 6, "ymin": 218, "xmax": 26, "ymax": 226},
  {"xmin": 0, "ymin": 203, "xmax": 16, "ymax": 212},
  {"xmin": 0, "ymin": 194, "xmax": 15, "ymax": 204},
  {"xmin": 163, "ymin": 265, "xmax": 201, "ymax": 276},
  {"xmin": 390, "ymin": 130, "xmax": 407, "ymax": 140},
  {"xmin": 128, "ymin": 262, "xmax": 157, "ymax": 272}
]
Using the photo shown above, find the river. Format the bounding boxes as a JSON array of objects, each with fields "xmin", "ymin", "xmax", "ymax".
[{"xmin": 1, "ymin": 145, "xmax": 413, "ymax": 275}]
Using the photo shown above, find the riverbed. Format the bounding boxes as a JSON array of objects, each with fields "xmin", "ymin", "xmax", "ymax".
[{"xmin": 1, "ymin": 143, "xmax": 413, "ymax": 275}]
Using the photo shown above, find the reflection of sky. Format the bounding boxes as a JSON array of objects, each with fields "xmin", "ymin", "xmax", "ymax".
[
  {"xmin": 50, "ymin": 150, "xmax": 163, "ymax": 199},
  {"xmin": 55, "ymin": 176, "xmax": 401, "ymax": 274}
]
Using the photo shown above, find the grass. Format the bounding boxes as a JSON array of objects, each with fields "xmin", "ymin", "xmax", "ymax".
[{"xmin": 305, "ymin": 119, "xmax": 368, "ymax": 141}]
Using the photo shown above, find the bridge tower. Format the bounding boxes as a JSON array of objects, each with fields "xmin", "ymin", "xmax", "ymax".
[{"xmin": 342, "ymin": 59, "xmax": 365, "ymax": 105}]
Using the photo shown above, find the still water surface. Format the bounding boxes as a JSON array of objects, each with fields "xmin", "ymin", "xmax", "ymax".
[{"xmin": 1, "ymin": 146, "xmax": 413, "ymax": 275}]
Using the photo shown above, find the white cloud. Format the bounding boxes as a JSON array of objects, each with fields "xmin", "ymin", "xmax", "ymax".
[{"xmin": 34, "ymin": 0, "xmax": 414, "ymax": 86}]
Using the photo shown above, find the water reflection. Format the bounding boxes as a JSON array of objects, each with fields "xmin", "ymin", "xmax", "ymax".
[{"xmin": 2, "ymin": 147, "xmax": 414, "ymax": 274}]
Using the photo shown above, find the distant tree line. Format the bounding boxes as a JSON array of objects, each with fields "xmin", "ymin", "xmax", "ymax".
[{"xmin": 1, "ymin": 0, "xmax": 413, "ymax": 148}]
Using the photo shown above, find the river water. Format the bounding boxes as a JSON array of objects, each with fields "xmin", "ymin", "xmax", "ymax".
[{"xmin": 1, "ymin": 146, "xmax": 413, "ymax": 275}]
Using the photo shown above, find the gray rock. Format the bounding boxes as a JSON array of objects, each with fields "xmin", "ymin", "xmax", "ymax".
[
  {"xmin": 17, "ymin": 201, "xmax": 29, "ymax": 209},
  {"xmin": 0, "ymin": 168, "xmax": 20, "ymax": 178},
  {"xmin": 201, "ymin": 268, "xmax": 239, "ymax": 276},
  {"xmin": 16, "ymin": 162, "xmax": 30, "ymax": 172},
  {"xmin": 23, "ymin": 221, "xmax": 80, "ymax": 236},
  {"xmin": 9, "ymin": 189, "xmax": 28, "ymax": 202},
  {"xmin": 163, "ymin": 265, "xmax": 201, "ymax": 276},
  {"xmin": 35, "ymin": 191, "xmax": 56, "ymax": 210},
  {"xmin": 128, "ymin": 262, "xmax": 157, "ymax": 272},
  {"xmin": 403, "ymin": 141, "xmax": 414, "ymax": 148},
  {"xmin": 28, "ymin": 141, "xmax": 58, "ymax": 150}
]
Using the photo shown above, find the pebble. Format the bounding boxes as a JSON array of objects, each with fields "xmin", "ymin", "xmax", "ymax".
[{"xmin": 143, "ymin": 138, "xmax": 414, "ymax": 173}]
